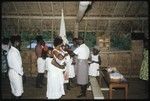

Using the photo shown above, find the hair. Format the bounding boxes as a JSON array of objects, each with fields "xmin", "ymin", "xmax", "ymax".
[
  {"xmin": 77, "ymin": 36, "xmax": 84, "ymax": 44},
  {"xmin": 35, "ymin": 35, "xmax": 43, "ymax": 43},
  {"xmin": 53, "ymin": 36, "xmax": 63, "ymax": 47},
  {"xmin": 73, "ymin": 37, "xmax": 78, "ymax": 42},
  {"xmin": 2, "ymin": 37, "xmax": 10, "ymax": 45},
  {"xmin": 48, "ymin": 47, "xmax": 53, "ymax": 51},
  {"xmin": 10, "ymin": 35, "xmax": 21, "ymax": 47}
]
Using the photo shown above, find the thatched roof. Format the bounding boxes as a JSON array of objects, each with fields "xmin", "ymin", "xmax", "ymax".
[{"xmin": 1, "ymin": 1, "xmax": 149, "ymax": 37}]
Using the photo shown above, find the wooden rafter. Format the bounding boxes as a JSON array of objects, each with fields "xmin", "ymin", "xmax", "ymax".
[
  {"xmin": 38, "ymin": 2, "xmax": 43, "ymax": 16},
  {"xmin": 24, "ymin": 2, "xmax": 30, "ymax": 16},
  {"xmin": 105, "ymin": 20, "xmax": 111, "ymax": 35},
  {"xmin": 124, "ymin": 1, "xmax": 132, "ymax": 17},
  {"xmin": 112, "ymin": 2, "xmax": 118, "ymax": 17},
  {"xmin": 135, "ymin": 2, "xmax": 144, "ymax": 17},
  {"xmin": 51, "ymin": 2, "xmax": 54, "ymax": 38},
  {"xmin": 38, "ymin": 2, "xmax": 43, "ymax": 32},
  {"xmin": 2, "ymin": 15, "xmax": 148, "ymax": 20},
  {"xmin": 13, "ymin": 2, "xmax": 18, "ymax": 15},
  {"xmin": 116, "ymin": 21, "xmax": 122, "ymax": 34}
]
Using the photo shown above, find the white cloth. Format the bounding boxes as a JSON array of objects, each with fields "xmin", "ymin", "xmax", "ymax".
[
  {"xmin": 7, "ymin": 46, "xmax": 24, "ymax": 96},
  {"xmin": 59, "ymin": 9, "xmax": 68, "ymax": 45},
  {"xmin": 73, "ymin": 44, "xmax": 90, "ymax": 59},
  {"xmin": 37, "ymin": 57, "xmax": 46, "ymax": 73},
  {"xmin": 89, "ymin": 54, "xmax": 100, "ymax": 76},
  {"xmin": 46, "ymin": 57, "xmax": 65, "ymax": 99},
  {"xmin": 63, "ymin": 54, "xmax": 70, "ymax": 83},
  {"xmin": 8, "ymin": 69, "xmax": 23, "ymax": 96},
  {"xmin": 74, "ymin": 44, "xmax": 90, "ymax": 85},
  {"xmin": 65, "ymin": 55, "xmax": 75, "ymax": 79}
]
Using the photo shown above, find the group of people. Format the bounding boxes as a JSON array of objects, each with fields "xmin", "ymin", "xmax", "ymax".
[
  {"xmin": 2, "ymin": 33, "xmax": 148, "ymax": 99},
  {"xmin": 2, "ymin": 34, "xmax": 102, "ymax": 99}
]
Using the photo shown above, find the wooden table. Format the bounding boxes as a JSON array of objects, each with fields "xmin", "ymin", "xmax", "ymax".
[{"xmin": 100, "ymin": 68, "xmax": 128, "ymax": 99}]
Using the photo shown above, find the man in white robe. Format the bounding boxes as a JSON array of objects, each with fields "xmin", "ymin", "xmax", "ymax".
[
  {"xmin": 2, "ymin": 38, "xmax": 24, "ymax": 99},
  {"xmin": 73, "ymin": 37, "xmax": 90, "ymax": 98}
]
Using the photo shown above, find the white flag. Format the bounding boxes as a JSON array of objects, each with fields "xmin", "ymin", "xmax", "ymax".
[{"xmin": 59, "ymin": 9, "xmax": 69, "ymax": 45}]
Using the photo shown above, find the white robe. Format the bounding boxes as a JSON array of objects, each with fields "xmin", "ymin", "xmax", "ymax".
[
  {"xmin": 66, "ymin": 56, "xmax": 75, "ymax": 78},
  {"xmin": 89, "ymin": 54, "xmax": 100, "ymax": 77},
  {"xmin": 37, "ymin": 57, "xmax": 46, "ymax": 73},
  {"xmin": 46, "ymin": 57, "xmax": 65, "ymax": 99},
  {"xmin": 7, "ymin": 46, "xmax": 24, "ymax": 96},
  {"xmin": 63, "ymin": 55, "xmax": 75, "ymax": 83}
]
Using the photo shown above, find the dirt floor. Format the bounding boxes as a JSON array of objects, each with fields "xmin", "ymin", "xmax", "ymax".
[{"xmin": 1, "ymin": 75, "xmax": 149, "ymax": 100}]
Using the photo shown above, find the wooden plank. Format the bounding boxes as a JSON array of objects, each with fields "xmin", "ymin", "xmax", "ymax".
[
  {"xmin": 90, "ymin": 76, "xmax": 104, "ymax": 99},
  {"xmin": 2, "ymin": 15, "xmax": 148, "ymax": 20}
]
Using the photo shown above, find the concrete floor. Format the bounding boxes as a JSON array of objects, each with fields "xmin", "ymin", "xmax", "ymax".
[{"xmin": 1, "ymin": 75, "xmax": 149, "ymax": 100}]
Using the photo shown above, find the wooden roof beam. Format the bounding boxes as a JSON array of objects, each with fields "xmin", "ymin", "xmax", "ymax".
[
  {"xmin": 13, "ymin": 2, "xmax": 18, "ymax": 15},
  {"xmin": 2, "ymin": 15, "xmax": 148, "ymax": 20},
  {"xmin": 38, "ymin": 2, "xmax": 43, "ymax": 16}
]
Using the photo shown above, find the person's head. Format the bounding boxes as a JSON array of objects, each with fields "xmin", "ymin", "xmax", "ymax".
[
  {"xmin": 53, "ymin": 36, "xmax": 63, "ymax": 48},
  {"xmin": 2, "ymin": 37, "xmax": 11, "ymax": 52},
  {"xmin": 36, "ymin": 35, "xmax": 43, "ymax": 44},
  {"xmin": 41, "ymin": 40, "xmax": 45, "ymax": 46},
  {"xmin": 77, "ymin": 36, "xmax": 84, "ymax": 45},
  {"xmin": 93, "ymin": 46, "xmax": 100, "ymax": 55},
  {"xmin": 72, "ymin": 37, "xmax": 78, "ymax": 46},
  {"xmin": 10, "ymin": 35, "xmax": 21, "ymax": 50},
  {"xmin": 47, "ymin": 47, "xmax": 53, "ymax": 58}
]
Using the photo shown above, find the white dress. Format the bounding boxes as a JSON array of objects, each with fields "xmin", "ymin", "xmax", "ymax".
[
  {"xmin": 65, "ymin": 55, "xmax": 75, "ymax": 79},
  {"xmin": 46, "ymin": 57, "xmax": 65, "ymax": 99},
  {"xmin": 89, "ymin": 54, "xmax": 100, "ymax": 77}
]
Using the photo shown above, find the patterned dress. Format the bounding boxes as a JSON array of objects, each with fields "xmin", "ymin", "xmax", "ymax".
[
  {"xmin": 139, "ymin": 49, "xmax": 149, "ymax": 81},
  {"xmin": 2, "ymin": 50, "xmax": 8, "ymax": 74}
]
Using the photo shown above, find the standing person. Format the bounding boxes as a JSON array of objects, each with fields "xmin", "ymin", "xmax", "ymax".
[
  {"xmin": 89, "ymin": 46, "xmax": 101, "ymax": 77},
  {"xmin": 10, "ymin": 35, "xmax": 26, "ymax": 84},
  {"xmin": 71, "ymin": 37, "xmax": 78, "ymax": 51},
  {"xmin": 10, "ymin": 33, "xmax": 21, "ymax": 51},
  {"xmin": 139, "ymin": 38, "xmax": 149, "ymax": 92},
  {"xmin": 35, "ymin": 35, "xmax": 47, "ymax": 88},
  {"xmin": 2, "ymin": 38, "xmax": 24, "ymax": 99},
  {"xmin": 71, "ymin": 38, "xmax": 78, "ymax": 85},
  {"xmin": 46, "ymin": 36, "xmax": 66, "ymax": 99},
  {"xmin": 62, "ymin": 44, "xmax": 75, "ymax": 90},
  {"xmin": 73, "ymin": 37, "xmax": 90, "ymax": 98}
]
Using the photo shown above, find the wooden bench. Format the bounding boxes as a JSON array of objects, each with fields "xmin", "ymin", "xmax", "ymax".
[
  {"xmin": 89, "ymin": 76, "xmax": 104, "ymax": 99},
  {"xmin": 101, "ymin": 69, "xmax": 128, "ymax": 99}
]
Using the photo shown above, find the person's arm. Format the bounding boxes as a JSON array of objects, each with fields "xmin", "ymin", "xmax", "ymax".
[
  {"xmin": 88, "ymin": 53, "xmax": 92, "ymax": 64},
  {"xmin": 51, "ymin": 59, "xmax": 66, "ymax": 69},
  {"xmin": 98, "ymin": 55, "xmax": 101, "ymax": 65},
  {"xmin": 35, "ymin": 45, "xmax": 42, "ymax": 58},
  {"xmin": 52, "ymin": 50, "xmax": 66, "ymax": 69}
]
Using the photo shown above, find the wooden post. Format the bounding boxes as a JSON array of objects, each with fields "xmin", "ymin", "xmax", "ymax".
[
  {"xmin": 131, "ymin": 40, "xmax": 143, "ymax": 77},
  {"xmin": 74, "ymin": 22, "xmax": 79, "ymax": 38}
]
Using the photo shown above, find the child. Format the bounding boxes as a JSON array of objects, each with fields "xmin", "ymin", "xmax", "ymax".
[
  {"xmin": 89, "ymin": 46, "xmax": 101, "ymax": 77},
  {"xmin": 87, "ymin": 46, "xmax": 101, "ymax": 90},
  {"xmin": 62, "ymin": 44, "xmax": 75, "ymax": 91}
]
